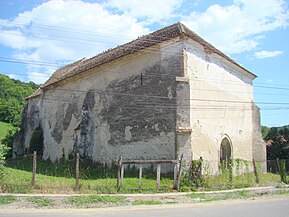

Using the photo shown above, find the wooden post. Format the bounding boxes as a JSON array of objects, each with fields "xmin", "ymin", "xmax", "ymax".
[
  {"xmin": 229, "ymin": 159, "xmax": 233, "ymax": 186},
  {"xmin": 31, "ymin": 151, "xmax": 37, "ymax": 187},
  {"xmin": 199, "ymin": 157, "xmax": 203, "ymax": 176},
  {"xmin": 156, "ymin": 164, "xmax": 161, "ymax": 189},
  {"xmin": 121, "ymin": 164, "xmax": 124, "ymax": 184},
  {"xmin": 75, "ymin": 153, "xmax": 80, "ymax": 190},
  {"xmin": 138, "ymin": 164, "xmax": 143, "ymax": 189},
  {"xmin": 117, "ymin": 156, "xmax": 123, "ymax": 187},
  {"xmin": 177, "ymin": 154, "xmax": 183, "ymax": 190},
  {"xmin": 173, "ymin": 163, "xmax": 177, "ymax": 190},
  {"xmin": 276, "ymin": 158, "xmax": 281, "ymax": 175},
  {"xmin": 252, "ymin": 159, "xmax": 259, "ymax": 184}
]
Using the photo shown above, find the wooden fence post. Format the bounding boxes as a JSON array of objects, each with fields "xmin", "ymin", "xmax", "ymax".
[
  {"xmin": 177, "ymin": 154, "xmax": 184, "ymax": 190},
  {"xmin": 75, "ymin": 153, "xmax": 80, "ymax": 190},
  {"xmin": 138, "ymin": 164, "xmax": 143, "ymax": 189},
  {"xmin": 117, "ymin": 156, "xmax": 123, "ymax": 187},
  {"xmin": 173, "ymin": 163, "xmax": 178, "ymax": 190},
  {"xmin": 276, "ymin": 158, "xmax": 281, "ymax": 175},
  {"xmin": 31, "ymin": 151, "xmax": 37, "ymax": 187},
  {"xmin": 252, "ymin": 159, "xmax": 259, "ymax": 184},
  {"xmin": 156, "ymin": 164, "xmax": 161, "ymax": 189}
]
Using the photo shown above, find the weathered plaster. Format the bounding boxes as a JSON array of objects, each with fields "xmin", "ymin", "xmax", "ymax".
[
  {"xmin": 21, "ymin": 42, "xmax": 183, "ymax": 163},
  {"xmin": 183, "ymin": 38, "xmax": 260, "ymax": 173},
  {"xmin": 14, "ymin": 32, "xmax": 265, "ymax": 174}
]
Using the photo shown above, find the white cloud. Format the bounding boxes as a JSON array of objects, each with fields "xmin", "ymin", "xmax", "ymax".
[
  {"xmin": 254, "ymin": 50, "xmax": 283, "ymax": 59},
  {"xmin": 7, "ymin": 74, "xmax": 18, "ymax": 79},
  {"xmin": 266, "ymin": 79, "xmax": 274, "ymax": 83},
  {"xmin": 0, "ymin": 0, "xmax": 149, "ymax": 83},
  {"xmin": 181, "ymin": 0, "xmax": 289, "ymax": 54},
  {"xmin": 27, "ymin": 71, "xmax": 52, "ymax": 84},
  {"xmin": 0, "ymin": 0, "xmax": 289, "ymax": 83},
  {"xmin": 106, "ymin": 0, "xmax": 182, "ymax": 24}
]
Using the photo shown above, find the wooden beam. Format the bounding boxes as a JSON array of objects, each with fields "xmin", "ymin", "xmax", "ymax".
[{"xmin": 122, "ymin": 159, "xmax": 178, "ymax": 164}]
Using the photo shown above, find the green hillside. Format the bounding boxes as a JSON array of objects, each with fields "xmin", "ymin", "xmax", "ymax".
[{"xmin": 0, "ymin": 121, "xmax": 15, "ymax": 142}]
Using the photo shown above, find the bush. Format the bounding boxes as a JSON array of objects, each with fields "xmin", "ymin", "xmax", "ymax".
[
  {"xmin": 1, "ymin": 129, "xmax": 17, "ymax": 159},
  {"xmin": 0, "ymin": 143, "xmax": 9, "ymax": 179}
]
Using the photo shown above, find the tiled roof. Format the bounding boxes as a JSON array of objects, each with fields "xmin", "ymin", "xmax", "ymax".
[{"xmin": 28, "ymin": 22, "xmax": 256, "ymax": 99}]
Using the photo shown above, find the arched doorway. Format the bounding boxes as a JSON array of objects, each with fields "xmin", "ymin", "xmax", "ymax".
[{"xmin": 220, "ymin": 137, "xmax": 232, "ymax": 168}]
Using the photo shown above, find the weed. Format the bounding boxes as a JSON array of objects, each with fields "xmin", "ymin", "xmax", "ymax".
[
  {"xmin": 189, "ymin": 190, "xmax": 251, "ymax": 202},
  {"xmin": 0, "ymin": 196, "xmax": 17, "ymax": 205},
  {"xmin": 132, "ymin": 200, "xmax": 162, "ymax": 205},
  {"xmin": 27, "ymin": 196, "xmax": 53, "ymax": 207},
  {"xmin": 276, "ymin": 183, "xmax": 289, "ymax": 188},
  {"xmin": 66, "ymin": 195, "xmax": 125, "ymax": 207},
  {"xmin": 190, "ymin": 193, "xmax": 206, "ymax": 199}
]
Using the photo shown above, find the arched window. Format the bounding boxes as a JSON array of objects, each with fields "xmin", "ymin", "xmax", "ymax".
[{"xmin": 220, "ymin": 137, "xmax": 232, "ymax": 168}]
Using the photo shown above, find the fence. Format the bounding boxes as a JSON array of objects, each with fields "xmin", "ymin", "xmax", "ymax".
[
  {"xmin": 4, "ymin": 153, "xmax": 289, "ymax": 193},
  {"xmin": 17, "ymin": 152, "xmax": 184, "ymax": 191},
  {"xmin": 117, "ymin": 154, "xmax": 183, "ymax": 190}
]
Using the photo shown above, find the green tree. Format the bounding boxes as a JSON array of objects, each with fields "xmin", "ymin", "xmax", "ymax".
[
  {"xmin": 0, "ymin": 74, "xmax": 39, "ymax": 127},
  {"xmin": 266, "ymin": 125, "xmax": 289, "ymax": 160},
  {"xmin": 1, "ymin": 129, "xmax": 18, "ymax": 159},
  {"xmin": 261, "ymin": 125, "xmax": 270, "ymax": 138}
]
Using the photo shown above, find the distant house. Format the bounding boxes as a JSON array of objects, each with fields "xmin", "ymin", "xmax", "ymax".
[{"xmin": 14, "ymin": 23, "xmax": 266, "ymax": 172}]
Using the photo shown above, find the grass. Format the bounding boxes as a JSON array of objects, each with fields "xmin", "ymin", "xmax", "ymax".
[
  {"xmin": 0, "ymin": 166, "xmax": 173, "ymax": 194},
  {"xmin": 0, "ymin": 196, "xmax": 17, "ymax": 204},
  {"xmin": 1, "ymin": 156, "xmax": 285, "ymax": 194},
  {"xmin": 199, "ymin": 172, "xmax": 281, "ymax": 190},
  {"xmin": 27, "ymin": 196, "xmax": 54, "ymax": 207},
  {"xmin": 0, "ymin": 121, "xmax": 15, "ymax": 143},
  {"xmin": 278, "ymin": 190, "xmax": 289, "ymax": 195},
  {"xmin": 190, "ymin": 190, "xmax": 251, "ymax": 202},
  {"xmin": 66, "ymin": 195, "xmax": 125, "ymax": 207},
  {"xmin": 132, "ymin": 200, "xmax": 163, "ymax": 205},
  {"xmin": 1, "ymin": 162, "xmax": 284, "ymax": 194}
]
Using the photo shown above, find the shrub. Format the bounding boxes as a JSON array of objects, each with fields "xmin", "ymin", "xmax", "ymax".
[
  {"xmin": 0, "ymin": 143, "xmax": 9, "ymax": 179},
  {"xmin": 1, "ymin": 129, "xmax": 17, "ymax": 159}
]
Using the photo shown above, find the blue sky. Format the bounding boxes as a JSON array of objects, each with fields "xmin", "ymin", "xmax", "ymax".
[{"xmin": 0, "ymin": 0, "xmax": 288, "ymax": 127}]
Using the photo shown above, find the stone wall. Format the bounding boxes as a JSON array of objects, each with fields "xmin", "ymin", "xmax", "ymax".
[
  {"xmin": 252, "ymin": 102, "xmax": 267, "ymax": 172},
  {"xmin": 183, "ymin": 38, "xmax": 258, "ymax": 173},
  {"xmin": 13, "ymin": 97, "xmax": 41, "ymax": 156},
  {"xmin": 19, "ymin": 40, "xmax": 185, "ymax": 163}
]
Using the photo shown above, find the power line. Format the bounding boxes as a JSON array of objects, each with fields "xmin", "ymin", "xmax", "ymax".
[
  {"xmin": 0, "ymin": 57, "xmax": 62, "ymax": 67},
  {"xmin": 1, "ymin": 79, "xmax": 289, "ymax": 104},
  {"xmin": 2, "ymin": 65, "xmax": 289, "ymax": 91}
]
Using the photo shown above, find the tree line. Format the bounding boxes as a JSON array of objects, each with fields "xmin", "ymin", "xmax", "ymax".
[
  {"xmin": 0, "ymin": 74, "xmax": 39, "ymax": 127},
  {"xmin": 262, "ymin": 125, "xmax": 289, "ymax": 160}
]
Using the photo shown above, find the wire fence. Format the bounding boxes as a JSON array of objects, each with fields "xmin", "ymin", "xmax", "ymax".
[{"xmin": 3, "ymin": 153, "xmax": 289, "ymax": 194}]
